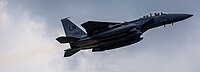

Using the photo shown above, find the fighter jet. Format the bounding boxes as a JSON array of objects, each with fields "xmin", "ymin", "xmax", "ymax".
[{"xmin": 56, "ymin": 12, "xmax": 193, "ymax": 57}]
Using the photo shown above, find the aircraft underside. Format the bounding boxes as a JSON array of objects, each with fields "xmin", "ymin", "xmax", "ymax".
[{"xmin": 71, "ymin": 32, "xmax": 143, "ymax": 52}]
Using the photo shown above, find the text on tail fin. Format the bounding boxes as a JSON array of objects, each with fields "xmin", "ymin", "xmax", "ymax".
[{"xmin": 61, "ymin": 18, "xmax": 87, "ymax": 38}]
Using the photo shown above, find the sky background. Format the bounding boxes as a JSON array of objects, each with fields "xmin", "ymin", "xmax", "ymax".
[{"xmin": 0, "ymin": 0, "xmax": 200, "ymax": 72}]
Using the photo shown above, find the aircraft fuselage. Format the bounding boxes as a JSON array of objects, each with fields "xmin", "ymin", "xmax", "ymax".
[
  {"xmin": 56, "ymin": 12, "xmax": 193, "ymax": 57},
  {"xmin": 73, "ymin": 13, "xmax": 193, "ymax": 52}
]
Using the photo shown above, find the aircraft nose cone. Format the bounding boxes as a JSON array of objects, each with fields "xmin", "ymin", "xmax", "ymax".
[
  {"xmin": 176, "ymin": 14, "xmax": 193, "ymax": 21},
  {"xmin": 181, "ymin": 14, "xmax": 193, "ymax": 19},
  {"xmin": 169, "ymin": 14, "xmax": 193, "ymax": 22},
  {"xmin": 187, "ymin": 14, "xmax": 193, "ymax": 17}
]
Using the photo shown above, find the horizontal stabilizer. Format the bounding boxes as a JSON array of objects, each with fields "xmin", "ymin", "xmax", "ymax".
[
  {"xmin": 64, "ymin": 48, "xmax": 80, "ymax": 57},
  {"xmin": 56, "ymin": 36, "xmax": 78, "ymax": 43}
]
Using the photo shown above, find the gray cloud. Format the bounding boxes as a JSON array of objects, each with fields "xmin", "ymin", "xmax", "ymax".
[{"xmin": 1, "ymin": 0, "xmax": 200, "ymax": 72}]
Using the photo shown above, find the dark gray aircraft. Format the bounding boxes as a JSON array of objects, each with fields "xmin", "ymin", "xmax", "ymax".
[{"xmin": 56, "ymin": 12, "xmax": 193, "ymax": 57}]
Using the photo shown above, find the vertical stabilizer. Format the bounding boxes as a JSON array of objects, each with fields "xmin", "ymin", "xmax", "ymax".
[{"xmin": 61, "ymin": 18, "xmax": 86, "ymax": 38}]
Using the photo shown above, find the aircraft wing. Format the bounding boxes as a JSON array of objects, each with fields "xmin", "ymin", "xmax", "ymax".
[{"xmin": 81, "ymin": 21, "xmax": 120, "ymax": 35}]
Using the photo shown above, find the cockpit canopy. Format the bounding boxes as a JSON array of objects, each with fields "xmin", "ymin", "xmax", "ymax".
[{"xmin": 142, "ymin": 12, "xmax": 168, "ymax": 18}]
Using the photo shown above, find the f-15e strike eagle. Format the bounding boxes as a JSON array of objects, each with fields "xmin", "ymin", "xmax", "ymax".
[{"xmin": 56, "ymin": 12, "xmax": 193, "ymax": 57}]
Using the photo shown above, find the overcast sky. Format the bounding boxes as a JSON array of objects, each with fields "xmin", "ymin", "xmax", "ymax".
[{"xmin": 0, "ymin": 0, "xmax": 200, "ymax": 72}]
